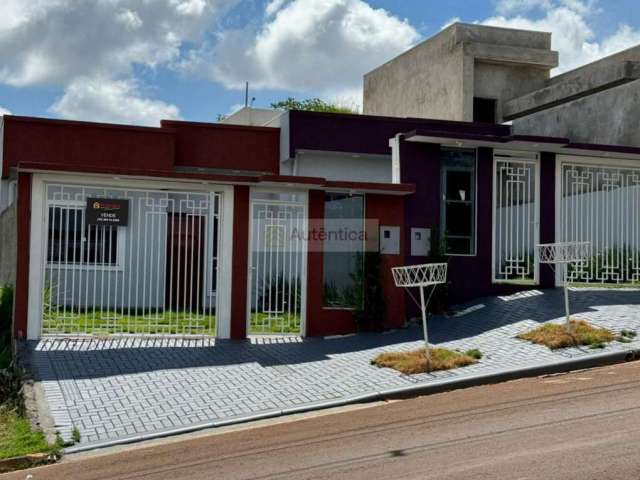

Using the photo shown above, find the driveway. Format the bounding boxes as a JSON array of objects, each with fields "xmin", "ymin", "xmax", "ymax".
[{"xmin": 21, "ymin": 288, "xmax": 640, "ymax": 450}]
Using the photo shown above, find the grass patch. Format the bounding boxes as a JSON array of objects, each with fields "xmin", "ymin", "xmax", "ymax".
[
  {"xmin": 371, "ymin": 347, "xmax": 479, "ymax": 374},
  {"xmin": 250, "ymin": 313, "xmax": 301, "ymax": 334},
  {"xmin": 517, "ymin": 320, "xmax": 615, "ymax": 350},
  {"xmin": 43, "ymin": 310, "xmax": 217, "ymax": 335},
  {"xmin": 0, "ymin": 407, "xmax": 58, "ymax": 460}
]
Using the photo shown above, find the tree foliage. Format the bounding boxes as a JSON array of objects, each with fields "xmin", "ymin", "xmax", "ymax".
[{"xmin": 270, "ymin": 97, "xmax": 358, "ymax": 114}]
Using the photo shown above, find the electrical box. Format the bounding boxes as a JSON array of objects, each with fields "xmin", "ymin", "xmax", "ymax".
[
  {"xmin": 411, "ymin": 228, "xmax": 431, "ymax": 256},
  {"xmin": 379, "ymin": 226, "xmax": 400, "ymax": 255}
]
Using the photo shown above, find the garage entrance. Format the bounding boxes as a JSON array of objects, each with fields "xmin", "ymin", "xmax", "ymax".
[
  {"xmin": 558, "ymin": 156, "xmax": 640, "ymax": 285},
  {"xmin": 40, "ymin": 182, "xmax": 223, "ymax": 336}
]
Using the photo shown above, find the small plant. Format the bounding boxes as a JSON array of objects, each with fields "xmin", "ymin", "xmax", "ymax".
[
  {"xmin": 589, "ymin": 342, "xmax": 606, "ymax": 349},
  {"xmin": 72, "ymin": 427, "xmax": 81, "ymax": 444},
  {"xmin": 620, "ymin": 329, "xmax": 637, "ymax": 338},
  {"xmin": 464, "ymin": 348, "xmax": 483, "ymax": 360}
]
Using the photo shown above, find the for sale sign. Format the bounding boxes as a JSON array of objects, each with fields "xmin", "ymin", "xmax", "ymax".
[{"xmin": 86, "ymin": 198, "xmax": 129, "ymax": 226}]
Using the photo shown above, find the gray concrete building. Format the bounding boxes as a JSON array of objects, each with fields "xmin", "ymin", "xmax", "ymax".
[
  {"xmin": 363, "ymin": 23, "xmax": 559, "ymax": 123},
  {"xmin": 364, "ymin": 22, "xmax": 640, "ymax": 147}
]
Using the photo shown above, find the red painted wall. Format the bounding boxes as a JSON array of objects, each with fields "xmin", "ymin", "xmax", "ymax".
[
  {"xmin": 305, "ymin": 190, "xmax": 406, "ymax": 336},
  {"xmin": 162, "ymin": 120, "xmax": 280, "ymax": 174},
  {"xmin": 2, "ymin": 117, "xmax": 175, "ymax": 178},
  {"xmin": 13, "ymin": 172, "xmax": 31, "ymax": 339},
  {"xmin": 365, "ymin": 194, "xmax": 406, "ymax": 328},
  {"xmin": 230, "ymin": 186, "xmax": 250, "ymax": 339}
]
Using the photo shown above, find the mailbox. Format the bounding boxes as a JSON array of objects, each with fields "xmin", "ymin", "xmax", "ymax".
[
  {"xmin": 379, "ymin": 226, "xmax": 400, "ymax": 255},
  {"xmin": 411, "ymin": 228, "xmax": 431, "ymax": 256}
]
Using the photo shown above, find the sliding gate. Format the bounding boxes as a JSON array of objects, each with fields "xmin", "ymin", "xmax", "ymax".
[
  {"xmin": 559, "ymin": 158, "xmax": 640, "ymax": 284},
  {"xmin": 41, "ymin": 183, "xmax": 222, "ymax": 336}
]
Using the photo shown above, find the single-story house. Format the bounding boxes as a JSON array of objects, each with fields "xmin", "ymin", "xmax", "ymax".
[{"xmin": 2, "ymin": 110, "xmax": 640, "ymax": 341}]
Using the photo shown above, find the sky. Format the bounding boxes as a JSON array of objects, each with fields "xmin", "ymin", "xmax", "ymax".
[{"xmin": 1, "ymin": 0, "xmax": 640, "ymax": 126}]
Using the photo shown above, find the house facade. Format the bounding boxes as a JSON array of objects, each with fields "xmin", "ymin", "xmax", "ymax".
[{"xmin": 3, "ymin": 22, "xmax": 640, "ymax": 341}]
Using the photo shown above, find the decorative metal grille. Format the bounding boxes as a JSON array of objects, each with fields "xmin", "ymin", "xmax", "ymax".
[
  {"xmin": 392, "ymin": 263, "xmax": 447, "ymax": 288},
  {"xmin": 493, "ymin": 158, "xmax": 539, "ymax": 283},
  {"xmin": 560, "ymin": 163, "xmax": 640, "ymax": 284},
  {"xmin": 537, "ymin": 242, "xmax": 591, "ymax": 264},
  {"xmin": 249, "ymin": 200, "xmax": 306, "ymax": 335},
  {"xmin": 42, "ymin": 184, "xmax": 221, "ymax": 336}
]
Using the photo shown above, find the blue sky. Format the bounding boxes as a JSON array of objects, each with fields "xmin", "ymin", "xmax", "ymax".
[{"xmin": 1, "ymin": 0, "xmax": 640, "ymax": 125}]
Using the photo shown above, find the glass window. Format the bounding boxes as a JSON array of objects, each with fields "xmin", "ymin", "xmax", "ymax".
[
  {"xmin": 322, "ymin": 193, "xmax": 364, "ymax": 308},
  {"xmin": 441, "ymin": 149, "xmax": 476, "ymax": 255},
  {"xmin": 47, "ymin": 206, "xmax": 119, "ymax": 266}
]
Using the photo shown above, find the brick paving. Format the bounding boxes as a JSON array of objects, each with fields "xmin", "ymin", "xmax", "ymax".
[{"xmin": 22, "ymin": 288, "xmax": 640, "ymax": 449}]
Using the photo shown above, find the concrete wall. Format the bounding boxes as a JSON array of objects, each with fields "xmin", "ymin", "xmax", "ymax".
[
  {"xmin": 0, "ymin": 204, "xmax": 17, "ymax": 286},
  {"xmin": 512, "ymin": 80, "xmax": 640, "ymax": 146},
  {"xmin": 363, "ymin": 25, "xmax": 466, "ymax": 120},
  {"xmin": 363, "ymin": 23, "xmax": 556, "ymax": 122}
]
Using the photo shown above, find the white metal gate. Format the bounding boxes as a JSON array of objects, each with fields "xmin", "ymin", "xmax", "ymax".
[
  {"xmin": 492, "ymin": 153, "xmax": 540, "ymax": 283},
  {"xmin": 248, "ymin": 194, "xmax": 307, "ymax": 335},
  {"xmin": 559, "ymin": 159, "xmax": 640, "ymax": 284},
  {"xmin": 42, "ymin": 183, "xmax": 222, "ymax": 335}
]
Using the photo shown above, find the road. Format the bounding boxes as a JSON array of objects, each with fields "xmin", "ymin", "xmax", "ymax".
[{"xmin": 8, "ymin": 361, "xmax": 640, "ymax": 480}]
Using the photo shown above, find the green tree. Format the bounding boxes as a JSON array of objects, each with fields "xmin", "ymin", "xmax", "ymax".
[{"xmin": 270, "ymin": 97, "xmax": 358, "ymax": 114}]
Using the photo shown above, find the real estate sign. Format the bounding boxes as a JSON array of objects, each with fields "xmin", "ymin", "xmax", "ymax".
[{"xmin": 86, "ymin": 198, "xmax": 129, "ymax": 226}]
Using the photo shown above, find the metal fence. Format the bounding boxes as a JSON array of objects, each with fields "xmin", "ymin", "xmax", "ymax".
[
  {"xmin": 42, "ymin": 183, "xmax": 221, "ymax": 335},
  {"xmin": 560, "ymin": 162, "xmax": 640, "ymax": 284}
]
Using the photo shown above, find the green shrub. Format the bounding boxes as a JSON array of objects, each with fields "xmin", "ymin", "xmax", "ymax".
[{"xmin": 464, "ymin": 349, "xmax": 483, "ymax": 360}]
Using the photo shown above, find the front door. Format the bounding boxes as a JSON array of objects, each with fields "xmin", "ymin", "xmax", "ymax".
[{"xmin": 248, "ymin": 194, "xmax": 307, "ymax": 335}]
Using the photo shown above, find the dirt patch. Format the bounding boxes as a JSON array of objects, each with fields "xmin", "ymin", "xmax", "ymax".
[
  {"xmin": 517, "ymin": 320, "xmax": 615, "ymax": 350},
  {"xmin": 371, "ymin": 348, "xmax": 479, "ymax": 374}
]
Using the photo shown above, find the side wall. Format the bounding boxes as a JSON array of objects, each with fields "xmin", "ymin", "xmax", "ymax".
[
  {"xmin": 13, "ymin": 173, "xmax": 31, "ymax": 338},
  {"xmin": 0, "ymin": 204, "xmax": 16, "ymax": 286}
]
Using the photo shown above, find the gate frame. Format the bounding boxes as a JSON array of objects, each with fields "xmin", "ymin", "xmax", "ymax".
[
  {"xmin": 246, "ymin": 188, "xmax": 309, "ymax": 337},
  {"xmin": 491, "ymin": 150, "xmax": 541, "ymax": 285},
  {"xmin": 26, "ymin": 173, "xmax": 235, "ymax": 340},
  {"xmin": 555, "ymin": 153, "xmax": 640, "ymax": 287}
]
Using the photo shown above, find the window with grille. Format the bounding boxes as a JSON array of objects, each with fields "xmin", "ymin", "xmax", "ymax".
[{"xmin": 47, "ymin": 206, "xmax": 120, "ymax": 266}]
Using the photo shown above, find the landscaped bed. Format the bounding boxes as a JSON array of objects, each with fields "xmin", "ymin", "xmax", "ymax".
[
  {"xmin": 371, "ymin": 348, "xmax": 481, "ymax": 374},
  {"xmin": 517, "ymin": 320, "xmax": 616, "ymax": 350}
]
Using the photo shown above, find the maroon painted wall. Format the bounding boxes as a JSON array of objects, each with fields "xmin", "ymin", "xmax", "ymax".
[
  {"xmin": 400, "ymin": 140, "xmax": 557, "ymax": 306},
  {"xmin": 13, "ymin": 172, "xmax": 31, "ymax": 339},
  {"xmin": 230, "ymin": 186, "xmax": 250, "ymax": 339},
  {"xmin": 3, "ymin": 116, "xmax": 280, "ymax": 179},
  {"xmin": 162, "ymin": 120, "xmax": 280, "ymax": 174},
  {"xmin": 366, "ymin": 194, "xmax": 406, "ymax": 328},
  {"xmin": 2, "ymin": 116, "xmax": 175, "ymax": 178},
  {"xmin": 305, "ymin": 190, "xmax": 406, "ymax": 336}
]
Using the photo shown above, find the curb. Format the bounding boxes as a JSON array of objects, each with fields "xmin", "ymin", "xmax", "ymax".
[{"xmin": 64, "ymin": 346, "xmax": 639, "ymax": 454}]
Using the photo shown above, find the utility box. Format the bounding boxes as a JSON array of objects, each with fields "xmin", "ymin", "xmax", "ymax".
[
  {"xmin": 411, "ymin": 228, "xmax": 431, "ymax": 257},
  {"xmin": 379, "ymin": 226, "xmax": 400, "ymax": 255}
]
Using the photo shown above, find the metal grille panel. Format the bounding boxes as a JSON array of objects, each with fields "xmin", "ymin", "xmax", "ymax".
[
  {"xmin": 493, "ymin": 157, "xmax": 539, "ymax": 283},
  {"xmin": 249, "ymin": 200, "xmax": 306, "ymax": 335},
  {"xmin": 560, "ymin": 163, "xmax": 640, "ymax": 284},
  {"xmin": 42, "ymin": 184, "xmax": 221, "ymax": 336}
]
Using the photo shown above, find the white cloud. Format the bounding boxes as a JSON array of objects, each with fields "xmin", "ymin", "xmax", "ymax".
[
  {"xmin": 495, "ymin": 0, "xmax": 554, "ymax": 15},
  {"xmin": 184, "ymin": 0, "xmax": 420, "ymax": 98},
  {"xmin": 483, "ymin": 0, "xmax": 640, "ymax": 73},
  {"xmin": 0, "ymin": 107, "xmax": 11, "ymax": 116},
  {"xmin": 265, "ymin": 0, "xmax": 288, "ymax": 17},
  {"xmin": 0, "ymin": 0, "xmax": 236, "ymax": 124},
  {"xmin": 50, "ymin": 77, "xmax": 181, "ymax": 126}
]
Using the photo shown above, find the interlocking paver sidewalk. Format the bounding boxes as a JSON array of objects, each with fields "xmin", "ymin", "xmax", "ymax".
[{"xmin": 21, "ymin": 288, "xmax": 640, "ymax": 449}]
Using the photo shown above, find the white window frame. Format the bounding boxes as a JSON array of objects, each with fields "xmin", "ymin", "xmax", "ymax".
[{"xmin": 45, "ymin": 200, "xmax": 127, "ymax": 271}]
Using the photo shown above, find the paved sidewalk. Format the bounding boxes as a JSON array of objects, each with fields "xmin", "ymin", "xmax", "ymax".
[{"xmin": 22, "ymin": 288, "xmax": 640, "ymax": 450}]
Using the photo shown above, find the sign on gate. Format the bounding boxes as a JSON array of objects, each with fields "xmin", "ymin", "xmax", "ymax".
[{"xmin": 86, "ymin": 198, "xmax": 129, "ymax": 226}]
